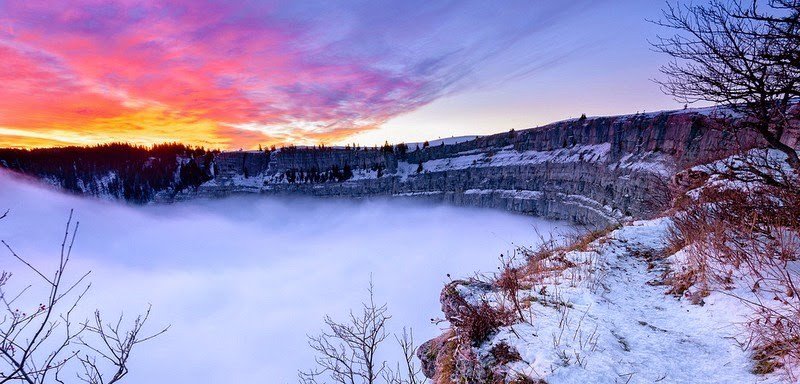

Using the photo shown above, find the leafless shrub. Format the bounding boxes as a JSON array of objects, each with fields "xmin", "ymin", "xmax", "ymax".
[
  {"xmin": 299, "ymin": 281, "xmax": 390, "ymax": 384},
  {"xmin": 662, "ymin": 223, "xmax": 687, "ymax": 258},
  {"xmin": 75, "ymin": 307, "xmax": 166, "ymax": 384},
  {"xmin": 300, "ymin": 280, "xmax": 427, "ymax": 384},
  {"xmin": 383, "ymin": 329, "xmax": 427, "ymax": 384},
  {"xmin": 494, "ymin": 253, "xmax": 529, "ymax": 322},
  {"xmin": 0, "ymin": 210, "xmax": 167, "ymax": 384},
  {"xmin": 488, "ymin": 342, "xmax": 521, "ymax": 366},
  {"xmin": 668, "ymin": 158, "xmax": 800, "ymax": 377}
]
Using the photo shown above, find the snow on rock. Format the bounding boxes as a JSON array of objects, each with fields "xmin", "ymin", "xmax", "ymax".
[
  {"xmin": 422, "ymin": 219, "xmax": 782, "ymax": 383},
  {"xmin": 615, "ymin": 153, "xmax": 673, "ymax": 177},
  {"xmin": 464, "ymin": 189, "xmax": 544, "ymax": 200},
  {"xmin": 419, "ymin": 143, "xmax": 612, "ymax": 173},
  {"xmin": 409, "ymin": 135, "xmax": 480, "ymax": 150}
]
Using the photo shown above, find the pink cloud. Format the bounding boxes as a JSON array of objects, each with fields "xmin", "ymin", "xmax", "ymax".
[{"xmin": 0, "ymin": 0, "xmax": 587, "ymax": 148}]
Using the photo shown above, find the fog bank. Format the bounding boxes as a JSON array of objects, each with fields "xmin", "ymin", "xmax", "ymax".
[{"xmin": 0, "ymin": 171, "xmax": 565, "ymax": 383}]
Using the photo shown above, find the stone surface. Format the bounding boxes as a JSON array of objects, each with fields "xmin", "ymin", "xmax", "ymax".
[
  {"xmin": 168, "ymin": 109, "xmax": 757, "ymax": 227},
  {"xmin": 8, "ymin": 108, "xmax": 761, "ymax": 228}
]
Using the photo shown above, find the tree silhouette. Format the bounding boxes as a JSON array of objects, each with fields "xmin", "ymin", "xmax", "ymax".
[{"xmin": 652, "ymin": 0, "xmax": 800, "ymax": 172}]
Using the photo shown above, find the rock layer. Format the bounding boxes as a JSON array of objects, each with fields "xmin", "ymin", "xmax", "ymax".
[{"xmin": 170, "ymin": 109, "xmax": 754, "ymax": 226}]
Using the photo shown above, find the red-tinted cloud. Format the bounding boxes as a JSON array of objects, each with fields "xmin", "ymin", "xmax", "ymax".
[{"xmin": 0, "ymin": 0, "xmax": 586, "ymax": 148}]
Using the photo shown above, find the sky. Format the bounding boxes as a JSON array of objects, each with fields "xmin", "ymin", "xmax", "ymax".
[{"xmin": 0, "ymin": 0, "xmax": 683, "ymax": 150}]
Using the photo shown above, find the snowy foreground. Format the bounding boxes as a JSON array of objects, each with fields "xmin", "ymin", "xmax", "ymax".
[{"xmin": 469, "ymin": 219, "xmax": 783, "ymax": 383}]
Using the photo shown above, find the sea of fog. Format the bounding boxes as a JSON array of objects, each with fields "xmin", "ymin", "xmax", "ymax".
[{"xmin": 0, "ymin": 171, "xmax": 565, "ymax": 383}]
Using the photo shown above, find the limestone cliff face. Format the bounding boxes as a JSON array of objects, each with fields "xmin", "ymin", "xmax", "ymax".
[{"xmin": 169, "ymin": 108, "xmax": 752, "ymax": 226}]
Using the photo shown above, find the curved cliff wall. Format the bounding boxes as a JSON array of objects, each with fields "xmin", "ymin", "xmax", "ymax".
[{"xmin": 170, "ymin": 108, "xmax": 755, "ymax": 226}]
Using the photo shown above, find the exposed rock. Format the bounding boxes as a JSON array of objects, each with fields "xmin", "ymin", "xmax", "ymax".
[
  {"xmin": 440, "ymin": 280, "xmax": 493, "ymax": 323},
  {"xmin": 2, "ymin": 107, "xmax": 761, "ymax": 229},
  {"xmin": 167, "ymin": 108, "xmax": 759, "ymax": 227},
  {"xmin": 417, "ymin": 330, "xmax": 452, "ymax": 380}
]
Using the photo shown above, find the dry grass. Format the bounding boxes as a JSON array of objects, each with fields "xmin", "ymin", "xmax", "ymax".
[
  {"xmin": 666, "ymin": 155, "xmax": 800, "ymax": 378},
  {"xmin": 444, "ymin": 282, "xmax": 517, "ymax": 347},
  {"xmin": 752, "ymin": 336, "xmax": 800, "ymax": 375},
  {"xmin": 433, "ymin": 223, "xmax": 619, "ymax": 384},
  {"xmin": 562, "ymin": 225, "xmax": 620, "ymax": 253},
  {"xmin": 488, "ymin": 342, "xmax": 522, "ymax": 365}
]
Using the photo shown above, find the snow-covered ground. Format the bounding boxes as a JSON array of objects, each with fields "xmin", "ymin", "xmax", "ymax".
[
  {"xmin": 0, "ymin": 170, "xmax": 567, "ymax": 384},
  {"xmin": 206, "ymin": 141, "xmax": 668, "ymax": 193},
  {"xmin": 408, "ymin": 135, "xmax": 480, "ymax": 150},
  {"xmin": 478, "ymin": 219, "xmax": 782, "ymax": 383}
]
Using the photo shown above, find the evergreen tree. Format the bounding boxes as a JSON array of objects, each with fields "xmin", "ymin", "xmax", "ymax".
[
  {"xmin": 395, "ymin": 143, "xmax": 408, "ymax": 157},
  {"xmin": 342, "ymin": 164, "xmax": 353, "ymax": 181}
]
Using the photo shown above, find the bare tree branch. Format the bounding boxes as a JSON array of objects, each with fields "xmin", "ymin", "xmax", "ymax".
[
  {"xmin": 299, "ymin": 280, "xmax": 427, "ymax": 384},
  {"xmin": 0, "ymin": 210, "xmax": 167, "ymax": 384},
  {"xmin": 652, "ymin": 0, "xmax": 800, "ymax": 173}
]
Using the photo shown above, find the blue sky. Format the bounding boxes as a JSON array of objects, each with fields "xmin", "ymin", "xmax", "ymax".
[{"xmin": 0, "ymin": 0, "xmax": 684, "ymax": 149}]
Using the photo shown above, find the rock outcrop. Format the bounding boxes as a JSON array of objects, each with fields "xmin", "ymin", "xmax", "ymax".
[
  {"xmin": 168, "ymin": 108, "xmax": 755, "ymax": 226},
  {"xmin": 0, "ymin": 107, "xmax": 759, "ymax": 228}
]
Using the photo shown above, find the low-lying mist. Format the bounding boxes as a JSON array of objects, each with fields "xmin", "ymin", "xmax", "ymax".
[{"xmin": 0, "ymin": 171, "xmax": 565, "ymax": 383}]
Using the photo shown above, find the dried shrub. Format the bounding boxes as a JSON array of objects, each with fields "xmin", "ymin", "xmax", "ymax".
[
  {"xmin": 667, "ymin": 153, "xmax": 800, "ymax": 378},
  {"xmin": 488, "ymin": 342, "xmax": 521, "ymax": 365},
  {"xmin": 494, "ymin": 252, "xmax": 531, "ymax": 321},
  {"xmin": 752, "ymin": 335, "xmax": 800, "ymax": 375},
  {"xmin": 662, "ymin": 223, "xmax": 688, "ymax": 258},
  {"xmin": 515, "ymin": 232, "xmax": 577, "ymax": 287},
  {"xmin": 450, "ymin": 297, "xmax": 516, "ymax": 346},
  {"xmin": 508, "ymin": 376, "xmax": 547, "ymax": 384},
  {"xmin": 562, "ymin": 225, "xmax": 620, "ymax": 254}
]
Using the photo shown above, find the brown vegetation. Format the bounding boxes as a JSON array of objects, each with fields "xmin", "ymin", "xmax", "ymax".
[
  {"xmin": 444, "ymin": 285, "xmax": 517, "ymax": 347},
  {"xmin": 666, "ymin": 154, "xmax": 800, "ymax": 378}
]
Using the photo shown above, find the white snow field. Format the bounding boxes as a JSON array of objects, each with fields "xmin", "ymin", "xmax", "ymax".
[
  {"xmin": 482, "ymin": 219, "xmax": 783, "ymax": 383},
  {"xmin": 0, "ymin": 170, "xmax": 566, "ymax": 383}
]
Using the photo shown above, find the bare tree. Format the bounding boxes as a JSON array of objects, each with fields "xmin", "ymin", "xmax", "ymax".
[
  {"xmin": 0, "ymin": 210, "xmax": 167, "ymax": 384},
  {"xmin": 299, "ymin": 281, "xmax": 427, "ymax": 384},
  {"xmin": 299, "ymin": 281, "xmax": 390, "ymax": 384},
  {"xmin": 381, "ymin": 329, "xmax": 426, "ymax": 384},
  {"xmin": 652, "ymin": 0, "xmax": 800, "ymax": 173}
]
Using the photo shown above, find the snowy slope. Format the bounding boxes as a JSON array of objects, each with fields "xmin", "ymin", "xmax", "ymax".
[
  {"xmin": 407, "ymin": 135, "xmax": 480, "ymax": 150},
  {"xmin": 442, "ymin": 219, "xmax": 783, "ymax": 383}
]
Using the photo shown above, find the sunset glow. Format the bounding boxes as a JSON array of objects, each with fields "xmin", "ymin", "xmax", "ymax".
[{"xmin": 0, "ymin": 1, "xmax": 678, "ymax": 149}]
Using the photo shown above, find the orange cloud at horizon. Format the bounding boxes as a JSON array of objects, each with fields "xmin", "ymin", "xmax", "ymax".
[
  {"xmin": 0, "ymin": 36, "xmax": 374, "ymax": 150},
  {"xmin": 0, "ymin": 1, "xmax": 412, "ymax": 150},
  {"xmin": 0, "ymin": 0, "xmax": 578, "ymax": 150}
]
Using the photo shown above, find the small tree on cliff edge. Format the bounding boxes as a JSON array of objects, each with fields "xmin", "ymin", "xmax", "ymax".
[
  {"xmin": 299, "ymin": 280, "xmax": 426, "ymax": 384},
  {"xmin": 0, "ymin": 210, "xmax": 167, "ymax": 384},
  {"xmin": 652, "ymin": 0, "xmax": 800, "ymax": 173}
]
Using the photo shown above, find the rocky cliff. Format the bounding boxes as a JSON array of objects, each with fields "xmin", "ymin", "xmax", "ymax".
[
  {"xmin": 0, "ymin": 107, "xmax": 759, "ymax": 227},
  {"xmin": 166, "ymin": 108, "xmax": 755, "ymax": 226}
]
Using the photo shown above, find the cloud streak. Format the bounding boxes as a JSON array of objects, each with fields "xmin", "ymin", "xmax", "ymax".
[{"xmin": 0, "ymin": 0, "xmax": 591, "ymax": 149}]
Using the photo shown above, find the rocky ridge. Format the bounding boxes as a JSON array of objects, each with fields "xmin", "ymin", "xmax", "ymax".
[{"xmin": 167, "ymin": 107, "xmax": 756, "ymax": 226}]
